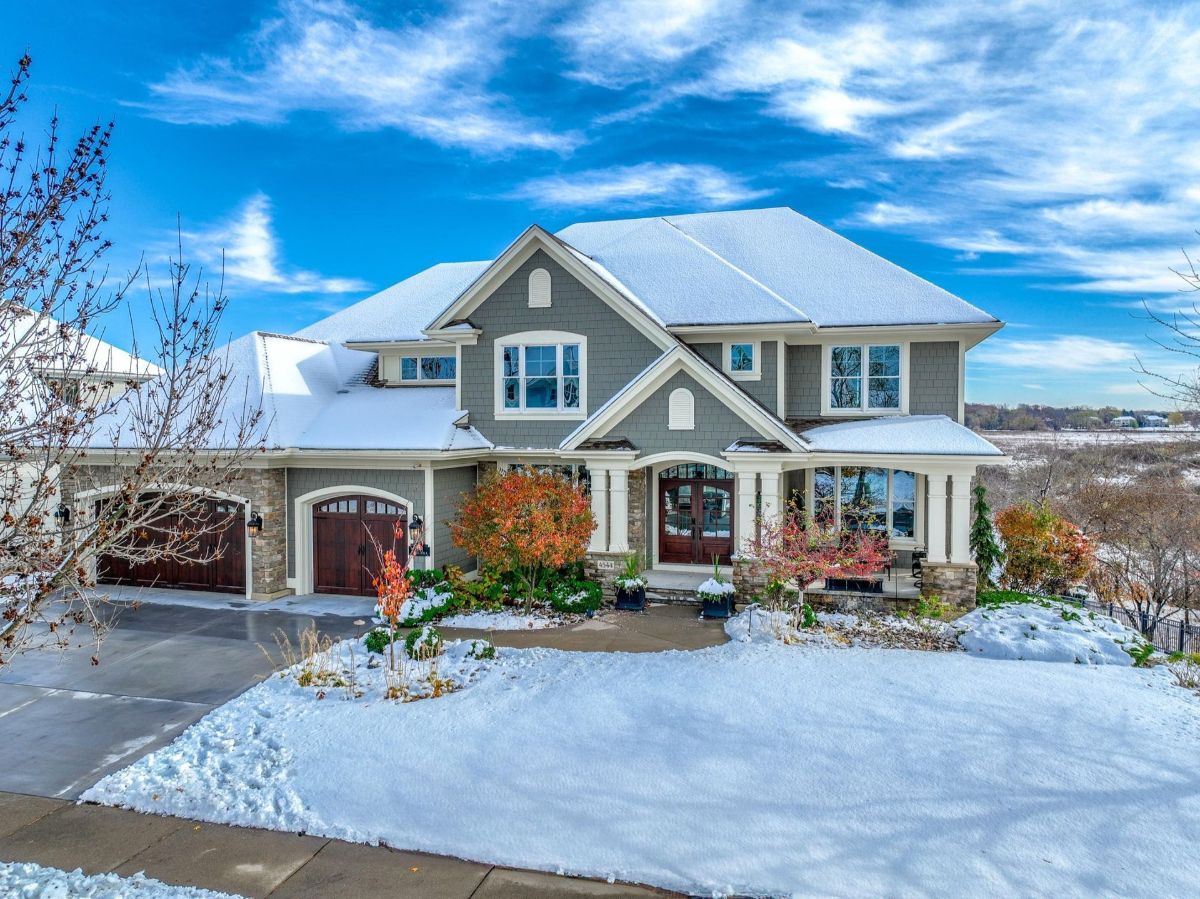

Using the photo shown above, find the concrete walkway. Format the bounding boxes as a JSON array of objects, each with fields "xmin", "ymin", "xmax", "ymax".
[
  {"xmin": 0, "ymin": 591, "xmax": 723, "ymax": 896},
  {"xmin": 0, "ymin": 791, "xmax": 675, "ymax": 897}
]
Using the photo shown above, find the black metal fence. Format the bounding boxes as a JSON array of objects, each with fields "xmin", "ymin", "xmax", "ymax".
[{"xmin": 1059, "ymin": 596, "xmax": 1200, "ymax": 655}]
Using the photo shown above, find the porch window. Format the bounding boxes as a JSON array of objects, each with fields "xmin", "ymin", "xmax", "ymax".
[
  {"xmin": 500, "ymin": 342, "xmax": 581, "ymax": 412},
  {"xmin": 828, "ymin": 344, "xmax": 902, "ymax": 411},
  {"xmin": 810, "ymin": 467, "xmax": 917, "ymax": 539},
  {"xmin": 400, "ymin": 354, "xmax": 455, "ymax": 382}
]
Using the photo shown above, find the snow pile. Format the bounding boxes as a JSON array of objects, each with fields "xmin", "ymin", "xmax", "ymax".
[
  {"xmin": 440, "ymin": 610, "xmax": 562, "ymax": 630},
  {"xmin": 957, "ymin": 599, "xmax": 1147, "ymax": 665},
  {"xmin": 84, "ymin": 636, "xmax": 1200, "ymax": 897},
  {"xmin": 0, "ymin": 861, "xmax": 242, "ymax": 898}
]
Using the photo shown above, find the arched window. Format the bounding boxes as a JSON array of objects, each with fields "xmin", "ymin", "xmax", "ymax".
[
  {"xmin": 659, "ymin": 464, "xmax": 732, "ymax": 480},
  {"xmin": 528, "ymin": 268, "xmax": 551, "ymax": 308},
  {"xmin": 668, "ymin": 387, "xmax": 694, "ymax": 430}
]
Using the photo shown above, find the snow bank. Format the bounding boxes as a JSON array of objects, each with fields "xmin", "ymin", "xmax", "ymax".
[
  {"xmin": 439, "ymin": 610, "xmax": 562, "ymax": 630},
  {"xmin": 84, "ymin": 636, "xmax": 1200, "ymax": 897},
  {"xmin": 958, "ymin": 599, "xmax": 1147, "ymax": 665},
  {"xmin": 0, "ymin": 861, "xmax": 242, "ymax": 898}
]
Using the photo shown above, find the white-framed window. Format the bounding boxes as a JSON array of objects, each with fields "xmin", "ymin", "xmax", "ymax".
[
  {"xmin": 722, "ymin": 340, "xmax": 760, "ymax": 380},
  {"xmin": 494, "ymin": 331, "xmax": 587, "ymax": 418},
  {"xmin": 528, "ymin": 268, "xmax": 551, "ymax": 308},
  {"xmin": 399, "ymin": 354, "xmax": 456, "ymax": 382},
  {"xmin": 826, "ymin": 343, "xmax": 904, "ymax": 413},
  {"xmin": 811, "ymin": 466, "xmax": 917, "ymax": 540}
]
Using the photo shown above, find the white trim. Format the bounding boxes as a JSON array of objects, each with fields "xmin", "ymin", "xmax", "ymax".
[
  {"xmin": 75, "ymin": 483, "xmax": 254, "ymax": 600},
  {"xmin": 423, "ymin": 462, "xmax": 436, "ymax": 569},
  {"xmin": 723, "ymin": 339, "xmax": 761, "ymax": 381},
  {"xmin": 292, "ymin": 484, "xmax": 416, "ymax": 596},
  {"xmin": 776, "ymin": 340, "xmax": 787, "ymax": 416},
  {"xmin": 427, "ymin": 227, "xmax": 674, "ymax": 352},
  {"xmin": 561, "ymin": 346, "xmax": 805, "ymax": 452},
  {"xmin": 493, "ymin": 330, "xmax": 587, "ymax": 421},
  {"xmin": 820, "ymin": 341, "xmax": 909, "ymax": 417},
  {"xmin": 667, "ymin": 387, "xmax": 695, "ymax": 430},
  {"xmin": 957, "ymin": 340, "xmax": 966, "ymax": 424}
]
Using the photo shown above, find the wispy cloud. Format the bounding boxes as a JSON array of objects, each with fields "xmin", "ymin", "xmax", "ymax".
[
  {"xmin": 139, "ymin": 0, "xmax": 577, "ymax": 154},
  {"xmin": 508, "ymin": 162, "xmax": 772, "ymax": 209},
  {"xmin": 973, "ymin": 335, "xmax": 1139, "ymax": 371},
  {"xmin": 187, "ymin": 193, "xmax": 369, "ymax": 295},
  {"xmin": 843, "ymin": 202, "xmax": 938, "ymax": 228}
]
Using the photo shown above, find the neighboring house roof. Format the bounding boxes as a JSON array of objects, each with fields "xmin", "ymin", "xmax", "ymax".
[
  {"xmin": 7, "ymin": 307, "xmax": 163, "ymax": 378},
  {"xmin": 556, "ymin": 207, "xmax": 998, "ymax": 328},
  {"xmin": 798, "ymin": 415, "xmax": 1004, "ymax": 457}
]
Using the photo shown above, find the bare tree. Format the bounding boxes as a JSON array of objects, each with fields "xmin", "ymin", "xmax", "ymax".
[
  {"xmin": 1, "ymin": 57, "xmax": 263, "ymax": 665},
  {"xmin": 1135, "ymin": 242, "xmax": 1200, "ymax": 406}
]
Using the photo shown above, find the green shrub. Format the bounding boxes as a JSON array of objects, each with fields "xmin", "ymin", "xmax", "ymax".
[
  {"xmin": 365, "ymin": 627, "xmax": 397, "ymax": 655},
  {"xmin": 800, "ymin": 602, "xmax": 817, "ymax": 629},
  {"xmin": 1126, "ymin": 642, "xmax": 1155, "ymax": 667},
  {"xmin": 408, "ymin": 567, "xmax": 447, "ymax": 591},
  {"xmin": 550, "ymin": 579, "xmax": 603, "ymax": 614},
  {"xmin": 466, "ymin": 638, "xmax": 496, "ymax": 660},
  {"xmin": 397, "ymin": 587, "xmax": 459, "ymax": 626},
  {"xmin": 404, "ymin": 625, "xmax": 443, "ymax": 660},
  {"xmin": 977, "ymin": 589, "xmax": 1041, "ymax": 609}
]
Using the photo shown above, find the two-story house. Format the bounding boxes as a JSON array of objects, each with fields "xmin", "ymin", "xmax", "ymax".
[{"xmin": 70, "ymin": 207, "xmax": 1005, "ymax": 605}]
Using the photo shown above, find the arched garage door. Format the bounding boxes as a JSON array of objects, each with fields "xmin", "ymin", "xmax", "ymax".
[
  {"xmin": 313, "ymin": 495, "xmax": 408, "ymax": 596},
  {"xmin": 97, "ymin": 496, "xmax": 246, "ymax": 594}
]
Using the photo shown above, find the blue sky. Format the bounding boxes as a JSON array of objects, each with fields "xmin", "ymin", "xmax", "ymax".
[{"xmin": 8, "ymin": 0, "xmax": 1200, "ymax": 407}]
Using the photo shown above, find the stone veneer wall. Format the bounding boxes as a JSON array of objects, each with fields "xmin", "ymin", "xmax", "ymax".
[
  {"xmin": 59, "ymin": 463, "xmax": 290, "ymax": 599},
  {"xmin": 920, "ymin": 562, "xmax": 977, "ymax": 610},
  {"xmin": 627, "ymin": 468, "xmax": 647, "ymax": 566}
]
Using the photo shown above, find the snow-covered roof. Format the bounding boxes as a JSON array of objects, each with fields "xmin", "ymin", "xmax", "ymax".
[
  {"xmin": 556, "ymin": 207, "xmax": 997, "ymax": 328},
  {"xmin": 295, "ymin": 261, "xmax": 490, "ymax": 344},
  {"xmin": 799, "ymin": 415, "xmax": 1004, "ymax": 456},
  {"xmin": 7, "ymin": 308, "xmax": 162, "ymax": 378}
]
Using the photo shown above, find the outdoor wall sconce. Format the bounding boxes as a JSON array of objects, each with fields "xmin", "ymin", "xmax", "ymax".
[
  {"xmin": 53, "ymin": 502, "xmax": 71, "ymax": 525},
  {"xmin": 247, "ymin": 512, "xmax": 264, "ymax": 538},
  {"xmin": 409, "ymin": 515, "xmax": 430, "ymax": 557}
]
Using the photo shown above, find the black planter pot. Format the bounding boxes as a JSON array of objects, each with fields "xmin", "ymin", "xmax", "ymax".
[
  {"xmin": 615, "ymin": 585, "xmax": 646, "ymax": 610},
  {"xmin": 700, "ymin": 594, "xmax": 734, "ymax": 619}
]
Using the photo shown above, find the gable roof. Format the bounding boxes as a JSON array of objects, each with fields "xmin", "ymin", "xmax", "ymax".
[
  {"xmin": 561, "ymin": 345, "xmax": 806, "ymax": 453},
  {"xmin": 557, "ymin": 207, "xmax": 998, "ymax": 328}
]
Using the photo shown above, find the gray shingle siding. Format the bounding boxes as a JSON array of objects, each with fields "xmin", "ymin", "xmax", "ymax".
[
  {"xmin": 433, "ymin": 465, "xmax": 477, "ymax": 572},
  {"xmin": 598, "ymin": 371, "xmax": 770, "ymax": 458},
  {"xmin": 691, "ymin": 340, "xmax": 778, "ymax": 412},
  {"xmin": 786, "ymin": 344, "xmax": 821, "ymax": 417},
  {"xmin": 285, "ymin": 467, "xmax": 426, "ymax": 577},
  {"xmin": 459, "ymin": 249, "xmax": 662, "ymax": 449},
  {"xmin": 910, "ymin": 341, "xmax": 960, "ymax": 419}
]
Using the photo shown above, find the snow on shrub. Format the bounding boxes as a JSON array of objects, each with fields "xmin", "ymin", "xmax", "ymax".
[
  {"xmin": 697, "ymin": 577, "xmax": 735, "ymax": 598},
  {"xmin": 957, "ymin": 596, "xmax": 1148, "ymax": 665},
  {"xmin": 395, "ymin": 586, "xmax": 456, "ymax": 626},
  {"xmin": 404, "ymin": 625, "xmax": 444, "ymax": 660}
]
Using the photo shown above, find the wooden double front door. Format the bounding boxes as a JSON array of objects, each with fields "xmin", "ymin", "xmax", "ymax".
[
  {"xmin": 658, "ymin": 465, "xmax": 735, "ymax": 565},
  {"xmin": 313, "ymin": 495, "xmax": 408, "ymax": 596},
  {"xmin": 97, "ymin": 496, "xmax": 246, "ymax": 594}
]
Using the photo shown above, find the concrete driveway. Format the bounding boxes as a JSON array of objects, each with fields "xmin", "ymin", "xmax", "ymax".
[{"xmin": 0, "ymin": 591, "xmax": 370, "ymax": 799}]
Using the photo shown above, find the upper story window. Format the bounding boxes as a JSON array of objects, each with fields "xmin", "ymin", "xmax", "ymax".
[
  {"xmin": 400, "ymin": 355, "xmax": 456, "ymax": 382},
  {"xmin": 499, "ymin": 336, "xmax": 583, "ymax": 412},
  {"xmin": 723, "ymin": 340, "xmax": 760, "ymax": 380},
  {"xmin": 828, "ymin": 344, "xmax": 902, "ymax": 412}
]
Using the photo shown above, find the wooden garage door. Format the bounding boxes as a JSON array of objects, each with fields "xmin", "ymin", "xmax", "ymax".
[
  {"xmin": 97, "ymin": 497, "xmax": 246, "ymax": 594},
  {"xmin": 313, "ymin": 495, "xmax": 408, "ymax": 596}
]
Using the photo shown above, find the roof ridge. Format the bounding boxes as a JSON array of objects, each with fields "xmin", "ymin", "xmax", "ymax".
[
  {"xmin": 657, "ymin": 216, "xmax": 811, "ymax": 322},
  {"xmin": 257, "ymin": 330, "xmax": 327, "ymax": 345}
]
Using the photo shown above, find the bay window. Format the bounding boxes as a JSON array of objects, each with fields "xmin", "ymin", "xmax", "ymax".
[
  {"xmin": 828, "ymin": 343, "xmax": 903, "ymax": 412},
  {"xmin": 497, "ymin": 333, "xmax": 585, "ymax": 415}
]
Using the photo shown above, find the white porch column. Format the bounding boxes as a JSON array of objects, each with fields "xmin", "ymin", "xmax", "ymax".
[
  {"xmin": 736, "ymin": 471, "xmax": 757, "ymax": 550},
  {"xmin": 925, "ymin": 473, "xmax": 948, "ymax": 563},
  {"xmin": 949, "ymin": 470, "xmax": 973, "ymax": 564},
  {"xmin": 588, "ymin": 467, "xmax": 609, "ymax": 553},
  {"xmin": 608, "ymin": 468, "xmax": 629, "ymax": 552},
  {"xmin": 759, "ymin": 466, "xmax": 784, "ymax": 522}
]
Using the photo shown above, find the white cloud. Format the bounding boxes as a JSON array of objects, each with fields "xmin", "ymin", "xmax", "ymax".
[
  {"xmin": 973, "ymin": 335, "xmax": 1139, "ymax": 371},
  {"xmin": 508, "ymin": 162, "xmax": 772, "ymax": 209},
  {"xmin": 141, "ymin": 0, "xmax": 576, "ymax": 154},
  {"xmin": 1022, "ymin": 383, "xmax": 1046, "ymax": 390},
  {"xmin": 1106, "ymin": 382, "xmax": 1154, "ymax": 396},
  {"xmin": 187, "ymin": 193, "xmax": 369, "ymax": 295},
  {"xmin": 771, "ymin": 88, "xmax": 895, "ymax": 135},
  {"xmin": 845, "ymin": 202, "xmax": 938, "ymax": 227}
]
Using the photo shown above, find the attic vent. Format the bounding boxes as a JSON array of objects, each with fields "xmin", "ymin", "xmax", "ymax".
[
  {"xmin": 668, "ymin": 387, "xmax": 695, "ymax": 431},
  {"xmin": 528, "ymin": 268, "xmax": 551, "ymax": 308}
]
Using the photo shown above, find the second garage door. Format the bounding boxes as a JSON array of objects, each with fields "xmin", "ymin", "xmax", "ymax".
[{"xmin": 313, "ymin": 495, "xmax": 408, "ymax": 596}]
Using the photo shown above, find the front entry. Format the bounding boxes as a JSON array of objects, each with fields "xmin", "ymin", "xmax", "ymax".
[
  {"xmin": 312, "ymin": 495, "xmax": 408, "ymax": 596},
  {"xmin": 658, "ymin": 464, "xmax": 735, "ymax": 565}
]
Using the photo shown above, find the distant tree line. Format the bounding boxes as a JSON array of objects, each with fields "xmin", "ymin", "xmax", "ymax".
[{"xmin": 966, "ymin": 403, "xmax": 1193, "ymax": 432}]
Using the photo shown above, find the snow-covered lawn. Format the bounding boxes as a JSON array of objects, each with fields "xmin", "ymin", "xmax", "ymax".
[
  {"xmin": 0, "ymin": 861, "xmax": 242, "ymax": 898},
  {"xmin": 958, "ymin": 598, "xmax": 1145, "ymax": 664},
  {"xmin": 439, "ymin": 610, "xmax": 563, "ymax": 630},
  {"xmin": 84, "ymin": 608, "xmax": 1200, "ymax": 898}
]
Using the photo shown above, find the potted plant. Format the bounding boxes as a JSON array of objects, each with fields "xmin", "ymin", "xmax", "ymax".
[
  {"xmin": 614, "ymin": 553, "xmax": 647, "ymax": 610},
  {"xmin": 697, "ymin": 557, "xmax": 735, "ymax": 619}
]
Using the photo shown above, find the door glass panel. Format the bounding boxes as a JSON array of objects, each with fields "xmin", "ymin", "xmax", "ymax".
[
  {"xmin": 663, "ymin": 485, "xmax": 693, "ymax": 536},
  {"xmin": 702, "ymin": 486, "xmax": 731, "ymax": 538}
]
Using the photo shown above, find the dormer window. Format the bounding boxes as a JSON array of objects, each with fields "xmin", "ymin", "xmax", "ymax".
[
  {"xmin": 494, "ymin": 330, "xmax": 586, "ymax": 418},
  {"xmin": 723, "ymin": 340, "xmax": 760, "ymax": 380},
  {"xmin": 399, "ymin": 354, "xmax": 455, "ymax": 383}
]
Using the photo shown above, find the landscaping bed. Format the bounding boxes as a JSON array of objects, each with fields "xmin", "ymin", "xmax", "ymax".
[{"xmin": 85, "ymin": 600, "xmax": 1200, "ymax": 897}]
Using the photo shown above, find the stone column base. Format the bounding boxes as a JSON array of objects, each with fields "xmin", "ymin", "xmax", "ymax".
[
  {"xmin": 732, "ymin": 557, "xmax": 768, "ymax": 601},
  {"xmin": 921, "ymin": 562, "xmax": 978, "ymax": 610},
  {"xmin": 584, "ymin": 551, "xmax": 627, "ymax": 600}
]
